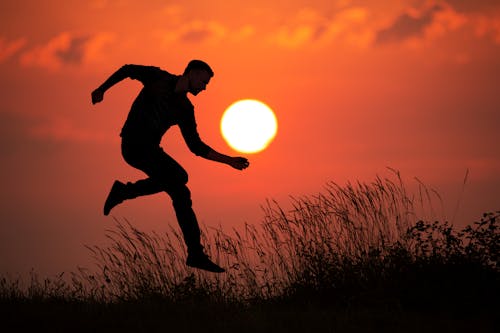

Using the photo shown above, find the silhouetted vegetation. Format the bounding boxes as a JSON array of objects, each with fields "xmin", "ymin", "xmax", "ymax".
[{"xmin": 1, "ymin": 172, "xmax": 498, "ymax": 332}]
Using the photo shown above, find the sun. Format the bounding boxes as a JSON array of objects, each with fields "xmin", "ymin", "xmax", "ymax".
[{"xmin": 220, "ymin": 99, "xmax": 278, "ymax": 154}]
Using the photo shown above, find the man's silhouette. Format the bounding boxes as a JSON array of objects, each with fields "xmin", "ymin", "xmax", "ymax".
[{"xmin": 91, "ymin": 60, "xmax": 249, "ymax": 273}]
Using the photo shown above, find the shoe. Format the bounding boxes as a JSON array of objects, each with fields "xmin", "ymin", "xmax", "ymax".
[
  {"xmin": 103, "ymin": 181, "xmax": 126, "ymax": 216},
  {"xmin": 186, "ymin": 252, "xmax": 225, "ymax": 273}
]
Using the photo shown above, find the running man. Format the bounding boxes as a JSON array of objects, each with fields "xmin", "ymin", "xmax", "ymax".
[{"xmin": 91, "ymin": 60, "xmax": 249, "ymax": 273}]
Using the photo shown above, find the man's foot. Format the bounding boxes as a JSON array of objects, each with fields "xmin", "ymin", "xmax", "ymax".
[
  {"xmin": 103, "ymin": 181, "xmax": 126, "ymax": 216},
  {"xmin": 186, "ymin": 253, "xmax": 225, "ymax": 273}
]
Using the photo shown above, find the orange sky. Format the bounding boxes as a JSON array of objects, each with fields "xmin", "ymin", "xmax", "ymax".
[{"xmin": 1, "ymin": 0, "xmax": 499, "ymax": 275}]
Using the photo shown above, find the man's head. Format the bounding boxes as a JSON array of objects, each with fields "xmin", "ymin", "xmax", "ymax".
[{"xmin": 184, "ymin": 60, "xmax": 214, "ymax": 96}]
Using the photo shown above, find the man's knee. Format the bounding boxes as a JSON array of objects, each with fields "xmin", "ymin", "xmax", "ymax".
[
  {"xmin": 150, "ymin": 164, "xmax": 189, "ymax": 187},
  {"xmin": 167, "ymin": 183, "xmax": 192, "ymax": 206},
  {"xmin": 163, "ymin": 162, "xmax": 189, "ymax": 185},
  {"xmin": 177, "ymin": 168, "xmax": 189, "ymax": 185}
]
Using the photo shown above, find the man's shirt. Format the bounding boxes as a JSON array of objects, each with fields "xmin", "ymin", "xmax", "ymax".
[{"xmin": 119, "ymin": 64, "xmax": 211, "ymax": 157}]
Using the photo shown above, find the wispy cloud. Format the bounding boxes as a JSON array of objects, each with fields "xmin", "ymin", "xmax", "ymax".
[
  {"xmin": 445, "ymin": 0, "xmax": 500, "ymax": 14},
  {"xmin": 266, "ymin": 3, "xmax": 499, "ymax": 49},
  {"xmin": 168, "ymin": 20, "xmax": 227, "ymax": 44},
  {"xmin": 444, "ymin": 0, "xmax": 500, "ymax": 45},
  {"xmin": 375, "ymin": 2, "xmax": 500, "ymax": 47},
  {"xmin": 55, "ymin": 35, "xmax": 90, "ymax": 65},
  {"xmin": 268, "ymin": 7, "xmax": 372, "ymax": 48},
  {"xmin": 162, "ymin": 20, "xmax": 256, "ymax": 45},
  {"xmin": 329, "ymin": 7, "xmax": 374, "ymax": 48},
  {"xmin": 474, "ymin": 16, "xmax": 500, "ymax": 44},
  {"xmin": 375, "ymin": 6, "xmax": 443, "ymax": 45},
  {"xmin": 159, "ymin": 5, "xmax": 255, "ymax": 45},
  {"xmin": 269, "ymin": 8, "xmax": 330, "ymax": 48},
  {"xmin": 19, "ymin": 32, "xmax": 114, "ymax": 70},
  {"xmin": 0, "ymin": 37, "xmax": 26, "ymax": 63}
]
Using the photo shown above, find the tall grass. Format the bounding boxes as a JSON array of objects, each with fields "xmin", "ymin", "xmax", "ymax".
[
  {"xmin": 70, "ymin": 171, "xmax": 416, "ymax": 302},
  {"xmin": 2, "ymin": 171, "xmax": 499, "ymax": 313}
]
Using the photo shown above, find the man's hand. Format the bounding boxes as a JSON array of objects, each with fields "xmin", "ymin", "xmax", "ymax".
[
  {"xmin": 205, "ymin": 150, "xmax": 249, "ymax": 170},
  {"xmin": 229, "ymin": 157, "xmax": 250, "ymax": 170},
  {"xmin": 91, "ymin": 88, "xmax": 104, "ymax": 105}
]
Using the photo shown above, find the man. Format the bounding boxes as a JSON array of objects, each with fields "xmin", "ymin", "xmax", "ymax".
[{"xmin": 91, "ymin": 60, "xmax": 249, "ymax": 273}]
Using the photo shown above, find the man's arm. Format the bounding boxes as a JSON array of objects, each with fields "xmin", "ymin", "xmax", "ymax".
[
  {"xmin": 91, "ymin": 64, "xmax": 161, "ymax": 104},
  {"xmin": 205, "ymin": 149, "xmax": 250, "ymax": 170},
  {"xmin": 179, "ymin": 110, "xmax": 250, "ymax": 170},
  {"xmin": 91, "ymin": 65, "xmax": 132, "ymax": 104}
]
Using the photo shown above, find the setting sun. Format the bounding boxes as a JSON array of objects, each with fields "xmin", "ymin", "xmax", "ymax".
[{"xmin": 220, "ymin": 99, "xmax": 278, "ymax": 154}]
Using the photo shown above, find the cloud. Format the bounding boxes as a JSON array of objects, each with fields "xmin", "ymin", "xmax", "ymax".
[
  {"xmin": 269, "ymin": 7, "xmax": 372, "ymax": 48},
  {"xmin": 20, "ymin": 32, "xmax": 79, "ymax": 69},
  {"xmin": 0, "ymin": 37, "xmax": 26, "ymax": 63},
  {"xmin": 271, "ymin": 25, "xmax": 319, "ymax": 48},
  {"xmin": 158, "ymin": 4, "xmax": 255, "ymax": 45},
  {"xmin": 268, "ymin": 8, "xmax": 329, "ymax": 48},
  {"xmin": 373, "ymin": 2, "xmax": 500, "ymax": 48},
  {"xmin": 162, "ymin": 19, "xmax": 256, "ymax": 45},
  {"xmin": 19, "ymin": 32, "xmax": 114, "ymax": 70},
  {"xmin": 445, "ymin": 0, "xmax": 500, "ymax": 14},
  {"xmin": 180, "ymin": 21, "xmax": 226, "ymax": 43},
  {"xmin": 329, "ymin": 7, "xmax": 374, "ymax": 47},
  {"xmin": 441, "ymin": 0, "xmax": 500, "ymax": 45},
  {"xmin": 267, "ymin": 3, "xmax": 498, "ymax": 49},
  {"xmin": 232, "ymin": 25, "xmax": 256, "ymax": 42},
  {"xmin": 55, "ymin": 35, "xmax": 90, "ymax": 65},
  {"xmin": 375, "ymin": 6, "xmax": 443, "ymax": 45},
  {"xmin": 474, "ymin": 16, "xmax": 500, "ymax": 44},
  {"xmin": 164, "ymin": 3, "xmax": 256, "ymax": 44}
]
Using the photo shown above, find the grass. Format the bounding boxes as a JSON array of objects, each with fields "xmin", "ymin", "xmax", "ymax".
[{"xmin": 1, "ymin": 171, "xmax": 499, "ymax": 332}]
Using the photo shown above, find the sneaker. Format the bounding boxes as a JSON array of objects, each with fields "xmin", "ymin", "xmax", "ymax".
[
  {"xmin": 186, "ymin": 253, "xmax": 225, "ymax": 273},
  {"xmin": 103, "ymin": 181, "xmax": 126, "ymax": 216}
]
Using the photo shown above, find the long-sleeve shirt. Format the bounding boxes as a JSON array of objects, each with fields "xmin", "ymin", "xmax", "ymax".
[{"xmin": 118, "ymin": 64, "xmax": 212, "ymax": 157}]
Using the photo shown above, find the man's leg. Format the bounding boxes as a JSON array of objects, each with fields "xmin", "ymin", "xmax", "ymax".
[
  {"xmin": 163, "ymin": 182, "xmax": 202, "ymax": 254},
  {"xmin": 115, "ymin": 142, "xmax": 224, "ymax": 272},
  {"xmin": 139, "ymin": 151, "xmax": 203, "ymax": 254},
  {"xmin": 104, "ymin": 141, "xmax": 172, "ymax": 215},
  {"xmin": 103, "ymin": 177, "xmax": 206, "ymax": 251},
  {"xmin": 142, "ymin": 149, "xmax": 224, "ymax": 273},
  {"xmin": 165, "ymin": 182, "xmax": 224, "ymax": 273},
  {"xmin": 103, "ymin": 178, "xmax": 164, "ymax": 215}
]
